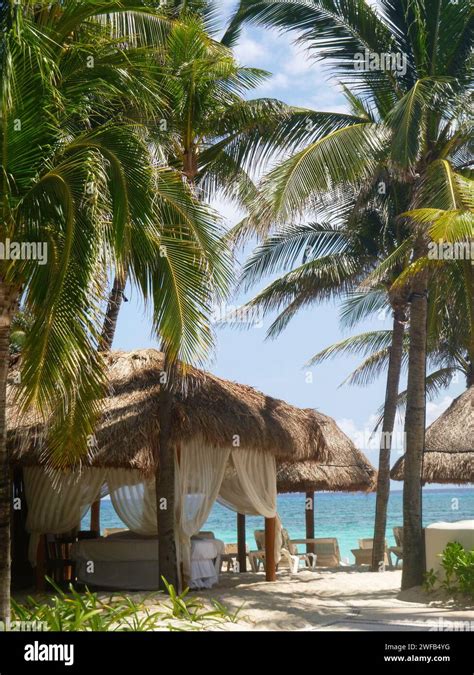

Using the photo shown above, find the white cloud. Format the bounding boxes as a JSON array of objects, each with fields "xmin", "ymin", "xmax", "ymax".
[
  {"xmin": 426, "ymin": 396, "xmax": 453, "ymax": 427},
  {"xmin": 233, "ymin": 37, "xmax": 268, "ymax": 64},
  {"xmin": 337, "ymin": 414, "xmax": 405, "ymax": 457},
  {"xmin": 282, "ymin": 42, "xmax": 317, "ymax": 76},
  {"xmin": 210, "ymin": 196, "xmax": 245, "ymax": 230},
  {"xmin": 228, "ymin": 23, "xmax": 348, "ymax": 112},
  {"xmin": 257, "ymin": 72, "xmax": 290, "ymax": 91},
  {"xmin": 337, "ymin": 393, "xmax": 456, "ymax": 471}
]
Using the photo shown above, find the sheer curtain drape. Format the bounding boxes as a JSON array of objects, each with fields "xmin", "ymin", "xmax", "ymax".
[
  {"xmin": 24, "ymin": 467, "xmax": 106, "ymax": 565},
  {"xmin": 218, "ymin": 450, "xmax": 281, "ymax": 562},
  {"xmin": 23, "ymin": 446, "xmax": 280, "ymax": 575},
  {"xmin": 175, "ymin": 438, "xmax": 231, "ymax": 583},
  {"xmin": 106, "ymin": 469, "xmax": 157, "ymax": 535},
  {"xmin": 219, "ymin": 450, "xmax": 277, "ymax": 517}
]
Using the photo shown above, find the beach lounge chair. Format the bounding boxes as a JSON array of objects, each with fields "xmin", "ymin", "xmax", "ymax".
[
  {"xmin": 219, "ymin": 543, "xmax": 249, "ymax": 572},
  {"xmin": 351, "ymin": 538, "xmax": 390, "ymax": 566},
  {"xmin": 291, "ymin": 537, "xmax": 345, "ymax": 567},
  {"xmin": 248, "ymin": 529, "xmax": 317, "ymax": 574},
  {"xmin": 103, "ymin": 528, "xmax": 127, "ymax": 538},
  {"xmin": 388, "ymin": 526, "xmax": 403, "ymax": 567}
]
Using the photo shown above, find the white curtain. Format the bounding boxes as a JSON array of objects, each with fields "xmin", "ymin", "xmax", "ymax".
[
  {"xmin": 219, "ymin": 450, "xmax": 277, "ymax": 517},
  {"xmin": 175, "ymin": 438, "xmax": 231, "ymax": 583},
  {"xmin": 218, "ymin": 460, "xmax": 259, "ymax": 515},
  {"xmin": 106, "ymin": 469, "xmax": 157, "ymax": 535},
  {"xmin": 24, "ymin": 467, "xmax": 106, "ymax": 565},
  {"xmin": 218, "ymin": 450, "xmax": 281, "ymax": 562}
]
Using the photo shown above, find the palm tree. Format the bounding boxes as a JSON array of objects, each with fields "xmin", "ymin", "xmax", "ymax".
[
  {"xmin": 0, "ymin": 0, "xmax": 230, "ymax": 621},
  {"xmin": 309, "ymin": 248, "xmax": 473, "ymax": 559},
  {"xmin": 225, "ymin": 0, "xmax": 473, "ymax": 587},
  {"xmin": 237, "ymin": 166, "xmax": 412, "ymax": 572},
  {"xmin": 97, "ymin": 9, "xmax": 343, "ymax": 586},
  {"xmin": 100, "ymin": 6, "xmax": 334, "ymax": 347}
]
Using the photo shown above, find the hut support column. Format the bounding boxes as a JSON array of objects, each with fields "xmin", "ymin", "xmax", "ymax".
[
  {"xmin": 305, "ymin": 491, "xmax": 315, "ymax": 554},
  {"xmin": 264, "ymin": 517, "xmax": 276, "ymax": 582},
  {"xmin": 237, "ymin": 513, "xmax": 247, "ymax": 572},
  {"xmin": 90, "ymin": 499, "xmax": 100, "ymax": 534}
]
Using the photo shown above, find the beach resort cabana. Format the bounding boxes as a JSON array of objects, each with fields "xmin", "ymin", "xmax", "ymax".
[
  {"xmin": 277, "ymin": 442, "xmax": 376, "ymax": 555},
  {"xmin": 391, "ymin": 386, "xmax": 474, "ymax": 484},
  {"xmin": 232, "ymin": 416, "xmax": 376, "ymax": 571},
  {"xmin": 8, "ymin": 349, "xmax": 374, "ymax": 590}
]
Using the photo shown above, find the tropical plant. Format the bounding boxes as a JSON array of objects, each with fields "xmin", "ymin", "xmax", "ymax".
[
  {"xmin": 439, "ymin": 542, "xmax": 474, "ymax": 598},
  {"xmin": 237, "ymin": 172, "xmax": 413, "ymax": 572},
  {"xmin": 111, "ymin": 10, "xmax": 343, "ymax": 588},
  {"xmin": 225, "ymin": 0, "xmax": 473, "ymax": 588},
  {"xmin": 100, "ymin": 7, "xmax": 341, "ymax": 347},
  {"xmin": 159, "ymin": 577, "xmax": 243, "ymax": 624},
  {"xmin": 9, "ymin": 310, "xmax": 33, "ymax": 355},
  {"xmin": 0, "ymin": 0, "xmax": 231, "ymax": 622},
  {"xmin": 10, "ymin": 576, "xmax": 242, "ymax": 631}
]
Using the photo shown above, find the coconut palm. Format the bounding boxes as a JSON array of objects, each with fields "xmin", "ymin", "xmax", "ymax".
[
  {"xmin": 0, "ymin": 0, "xmax": 231, "ymax": 621},
  {"xmin": 310, "ymin": 185, "xmax": 473, "ymax": 564},
  {"xmin": 238, "ymin": 164, "xmax": 413, "ymax": 572},
  {"xmin": 100, "ymin": 8, "xmax": 336, "ymax": 347},
  {"xmin": 94, "ymin": 6, "xmax": 330, "ymax": 589},
  {"xmin": 226, "ymin": 0, "xmax": 473, "ymax": 587}
]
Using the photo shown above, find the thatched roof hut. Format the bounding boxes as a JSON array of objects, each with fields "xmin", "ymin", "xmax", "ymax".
[
  {"xmin": 277, "ymin": 412, "xmax": 376, "ymax": 493},
  {"xmin": 277, "ymin": 456, "xmax": 377, "ymax": 494},
  {"xmin": 391, "ymin": 387, "xmax": 474, "ymax": 484},
  {"xmin": 8, "ymin": 349, "xmax": 374, "ymax": 480}
]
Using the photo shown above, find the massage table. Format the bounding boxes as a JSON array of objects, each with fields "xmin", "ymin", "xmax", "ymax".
[{"xmin": 71, "ymin": 531, "xmax": 225, "ymax": 590}]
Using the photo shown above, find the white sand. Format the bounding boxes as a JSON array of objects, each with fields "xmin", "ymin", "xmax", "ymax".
[
  {"xmin": 187, "ymin": 568, "xmax": 474, "ymax": 631},
  {"xmin": 21, "ymin": 568, "xmax": 473, "ymax": 631}
]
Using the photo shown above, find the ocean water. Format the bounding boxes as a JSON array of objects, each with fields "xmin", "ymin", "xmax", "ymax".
[{"xmin": 84, "ymin": 488, "xmax": 474, "ymax": 563}]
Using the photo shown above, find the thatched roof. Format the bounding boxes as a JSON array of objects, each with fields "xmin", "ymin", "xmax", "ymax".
[
  {"xmin": 277, "ymin": 413, "xmax": 377, "ymax": 492},
  {"xmin": 277, "ymin": 456, "xmax": 377, "ymax": 494},
  {"xmin": 391, "ymin": 387, "xmax": 474, "ymax": 484},
  {"xmin": 7, "ymin": 349, "xmax": 373, "ymax": 479}
]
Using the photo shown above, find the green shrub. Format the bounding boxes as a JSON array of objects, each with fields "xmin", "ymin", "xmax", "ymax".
[
  {"xmin": 439, "ymin": 542, "xmax": 474, "ymax": 598},
  {"xmin": 11, "ymin": 577, "xmax": 243, "ymax": 631},
  {"xmin": 423, "ymin": 568, "xmax": 438, "ymax": 593}
]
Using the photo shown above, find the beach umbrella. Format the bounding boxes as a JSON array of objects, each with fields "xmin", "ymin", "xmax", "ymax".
[{"xmin": 391, "ymin": 387, "xmax": 473, "ymax": 484}]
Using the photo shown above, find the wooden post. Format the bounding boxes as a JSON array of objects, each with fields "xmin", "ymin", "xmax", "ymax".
[
  {"xmin": 305, "ymin": 491, "xmax": 315, "ymax": 554},
  {"xmin": 264, "ymin": 517, "xmax": 276, "ymax": 582},
  {"xmin": 35, "ymin": 535, "xmax": 46, "ymax": 592},
  {"xmin": 90, "ymin": 499, "xmax": 100, "ymax": 534},
  {"xmin": 237, "ymin": 513, "xmax": 247, "ymax": 573}
]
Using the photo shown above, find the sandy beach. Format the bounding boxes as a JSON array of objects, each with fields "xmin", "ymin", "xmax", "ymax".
[
  {"xmin": 182, "ymin": 569, "xmax": 474, "ymax": 631},
  {"xmin": 12, "ymin": 567, "xmax": 474, "ymax": 632}
]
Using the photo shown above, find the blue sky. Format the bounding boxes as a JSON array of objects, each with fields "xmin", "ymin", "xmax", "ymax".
[{"xmin": 113, "ymin": 1, "xmax": 465, "ymax": 483}]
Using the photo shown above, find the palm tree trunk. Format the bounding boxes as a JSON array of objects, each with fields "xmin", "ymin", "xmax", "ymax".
[
  {"xmin": 402, "ymin": 244, "xmax": 429, "ymax": 590},
  {"xmin": 0, "ymin": 284, "xmax": 18, "ymax": 623},
  {"xmin": 154, "ymin": 154, "xmax": 199, "ymax": 591},
  {"xmin": 92, "ymin": 273, "xmax": 128, "ymax": 537},
  {"xmin": 371, "ymin": 305, "xmax": 406, "ymax": 571},
  {"xmin": 156, "ymin": 367, "xmax": 179, "ymax": 591},
  {"xmin": 99, "ymin": 274, "xmax": 127, "ymax": 352},
  {"xmin": 466, "ymin": 260, "xmax": 474, "ymax": 388}
]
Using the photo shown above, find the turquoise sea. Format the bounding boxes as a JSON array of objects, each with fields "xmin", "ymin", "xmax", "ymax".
[{"xmin": 84, "ymin": 488, "xmax": 474, "ymax": 563}]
